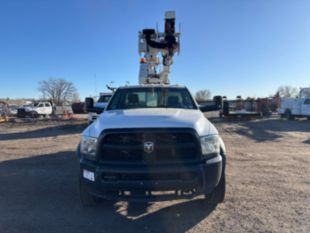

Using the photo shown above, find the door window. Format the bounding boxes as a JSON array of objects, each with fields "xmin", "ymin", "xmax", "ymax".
[{"xmin": 304, "ymin": 99, "xmax": 310, "ymax": 105}]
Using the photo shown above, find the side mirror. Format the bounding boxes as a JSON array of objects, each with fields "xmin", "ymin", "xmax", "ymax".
[
  {"xmin": 85, "ymin": 97, "xmax": 104, "ymax": 114},
  {"xmin": 199, "ymin": 96, "xmax": 223, "ymax": 112},
  {"xmin": 85, "ymin": 97, "xmax": 94, "ymax": 112}
]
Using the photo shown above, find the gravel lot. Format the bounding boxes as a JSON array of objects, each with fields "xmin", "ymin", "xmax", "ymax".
[{"xmin": 0, "ymin": 118, "xmax": 309, "ymax": 233}]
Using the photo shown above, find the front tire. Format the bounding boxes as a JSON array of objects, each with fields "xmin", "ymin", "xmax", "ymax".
[
  {"xmin": 285, "ymin": 110, "xmax": 295, "ymax": 120},
  {"xmin": 204, "ymin": 175, "xmax": 226, "ymax": 204},
  {"xmin": 30, "ymin": 111, "xmax": 39, "ymax": 118},
  {"xmin": 79, "ymin": 178, "xmax": 97, "ymax": 206}
]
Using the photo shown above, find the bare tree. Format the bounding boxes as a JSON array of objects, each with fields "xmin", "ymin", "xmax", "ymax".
[
  {"xmin": 38, "ymin": 78, "xmax": 77, "ymax": 105},
  {"xmin": 277, "ymin": 86, "xmax": 298, "ymax": 98},
  {"xmin": 195, "ymin": 89, "xmax": 212, "ymax": 102}
]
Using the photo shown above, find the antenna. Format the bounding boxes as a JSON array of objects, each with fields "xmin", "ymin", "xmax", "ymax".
[{"xmin": 106, "ymin": 82, "xmax": 117, "ymax": 92}]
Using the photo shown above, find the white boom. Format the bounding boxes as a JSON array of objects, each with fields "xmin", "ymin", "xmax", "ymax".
[{"xmin": 138, "ymin": 11, "xmax": 180, "ymax": 85}]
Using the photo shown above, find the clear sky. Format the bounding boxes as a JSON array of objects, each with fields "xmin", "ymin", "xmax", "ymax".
[{"xmin": 0, "ymin": 0, "xmax": 309, "ymax": 99}]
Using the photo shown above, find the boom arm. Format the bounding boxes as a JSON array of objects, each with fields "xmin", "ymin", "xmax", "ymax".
[{"xmin": 138, "ymin": 11, "xmax": 180, "ymax": 85}]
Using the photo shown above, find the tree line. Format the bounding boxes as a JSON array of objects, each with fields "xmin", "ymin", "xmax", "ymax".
[
  {"xmin": 37, "ymin": 77, "xmax": 308, "ymax": 104},
  {"xmin": 195, "ymin": 85, "xmax": 309, "ymax": 102}
]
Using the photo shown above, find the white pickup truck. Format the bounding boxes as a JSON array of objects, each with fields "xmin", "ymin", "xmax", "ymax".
[
  {"xmin": 279, "ymin": 88, "xmax": 310, "ymax": 120},
  {"xmin": 79, "ymin": 85, "xmax": 226, "ymax": 205},
  {"xmin": 17, "ymin": 101, "xmax": 53, "ymax": 118}
]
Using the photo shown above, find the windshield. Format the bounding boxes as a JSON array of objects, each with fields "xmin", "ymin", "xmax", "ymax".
[
  {"xmin": 106, "ymin": 87, "xmax": 197, "ymax": 110},
  {"xmin": 98, "ymin": 95, "xmax": 112, "ymax": 103}
]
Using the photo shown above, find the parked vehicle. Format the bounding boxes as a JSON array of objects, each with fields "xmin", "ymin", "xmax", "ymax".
[
  {"xmin": 279, "ymin": 88, "xmax": 310, "ymax": 120},
  {"xmin": 17, "ymin": 101, "xmax": 53, "ymax": 118}
]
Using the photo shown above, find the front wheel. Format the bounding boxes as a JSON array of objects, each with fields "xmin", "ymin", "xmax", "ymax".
[
  {"xmin": 30, "ymin": 111, "xmax": 39, "ymax": 118},
  {"xmin": 285, "ymin": 110, "xmax": 295, "ymax": 120},
  {"xmin": 204, "ymin": 175, "xmax": 226, "ymax": 205},
  {"xmin": 79, "ymin": 178, "xmax": 97, "ymax": 206}
]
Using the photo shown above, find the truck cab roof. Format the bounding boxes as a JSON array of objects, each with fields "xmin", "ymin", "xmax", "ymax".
[{"xmin": 117, "ymin": 84, "xmax": 186, "ymax": 90}]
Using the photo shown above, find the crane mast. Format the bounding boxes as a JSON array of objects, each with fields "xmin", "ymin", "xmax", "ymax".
[{"xmin": 138, "ymin": 11, "xmax": 180, "ymax": 85}]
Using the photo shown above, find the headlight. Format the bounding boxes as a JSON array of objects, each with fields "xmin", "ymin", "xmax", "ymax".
[
  {"xmin": 80, "ymin": 136, "xmax": 97, "ymax": 159},
  {"xmin": 200, "ymin": 135, "xmax": 220, "ymax": 158}
]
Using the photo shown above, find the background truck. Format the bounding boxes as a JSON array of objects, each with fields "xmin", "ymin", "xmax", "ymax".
[
  {"xmin": 17, "ymin": 101, "xmax": 73, "ymax": 118},
  {"xmin": 17, "ymin": 101, "xmax": 53, "ymax": 118},
  {"xmin": 279, "ymin": 87, "xmax": 310, "ymax": 120}
]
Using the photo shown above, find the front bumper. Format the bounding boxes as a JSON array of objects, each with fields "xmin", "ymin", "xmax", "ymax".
[{"xmin": 79, "ymin": 155, "xmax": 223, "ymax": 202}]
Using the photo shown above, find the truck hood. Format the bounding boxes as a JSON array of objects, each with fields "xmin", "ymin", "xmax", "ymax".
[{"xmin": 83, "ymin": 108, "xmax": 218, "ymax": 138}]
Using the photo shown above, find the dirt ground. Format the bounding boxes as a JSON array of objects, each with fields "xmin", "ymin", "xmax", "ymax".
[{"xmin": 0, "ymin": 117, "xmax": 309, "ymax": 233}]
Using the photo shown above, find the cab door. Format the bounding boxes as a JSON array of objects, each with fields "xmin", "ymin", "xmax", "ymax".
[
  {"xmin": 44, "ymin": 103, "xmax": 52, "ymax": 114},
  {"xmin": 36, "ymin": 103, "xmax": 45, "ymax": 114},
  {"xmin": 301, "ymin": 99, "xmax": 310, "ymax": 116}
]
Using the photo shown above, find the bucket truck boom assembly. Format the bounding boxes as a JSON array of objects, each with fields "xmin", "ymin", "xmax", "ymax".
[{"xmin": 138, "ymin": 11, "xmax": 180, "ymax": 85}]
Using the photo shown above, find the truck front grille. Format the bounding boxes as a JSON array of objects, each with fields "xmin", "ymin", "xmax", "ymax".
[{"xmin": 98, "ymin": 128, "xmax": 201, "ymax": 164}]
